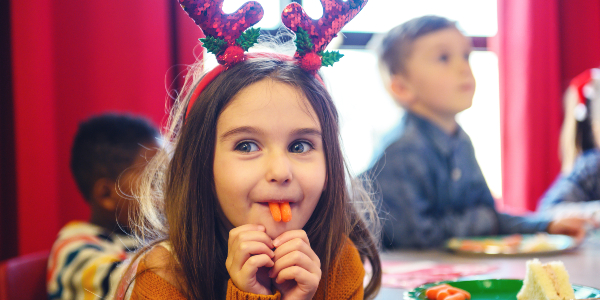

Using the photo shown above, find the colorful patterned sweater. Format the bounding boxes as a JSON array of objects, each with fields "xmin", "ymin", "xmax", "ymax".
[
  {"xmin": 47, "ymin": 221, "xmax": 138, "ymax": 300},
  {"xmin": 118, "ymin": 238, "xmax": 365, "ymax": 299}
]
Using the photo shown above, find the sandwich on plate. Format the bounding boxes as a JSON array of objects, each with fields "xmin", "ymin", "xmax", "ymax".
[{"xmin": 517, "ymin": 259, "xmax": 576, "ymax": 300}]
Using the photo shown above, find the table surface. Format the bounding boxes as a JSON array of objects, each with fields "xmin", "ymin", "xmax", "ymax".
[{"xmin": 375, "ymin": 238, "xmax": 600, "ymax": 299}]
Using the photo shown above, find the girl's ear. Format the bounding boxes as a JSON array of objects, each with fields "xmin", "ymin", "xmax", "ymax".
[
  {"xmin": 389, "ymin": 74, "xmax": 416, "ymax": 107},
  {"xmin": 91, "ymin": 178, "xmax": 118, "ymax": 212}
]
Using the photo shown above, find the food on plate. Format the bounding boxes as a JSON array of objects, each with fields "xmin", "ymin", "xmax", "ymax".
[
  {"xmin": 425, "ymin": 284, "xmax": 471, "ymax": 300},
  {"xmin": 447, "ymin": 233, "xmax": 565, "ymax": 254},
  {"xmin": 447, "ymin": 234, "xmax": 522, "ymax": 253},
  {"xmin": 516, "ymin": 259, "xmax": 575, "ymax": 300},
  {"xmin": 269, "ymin": 202, "xmax": 292, "ymax": 222},
  {"xmin": 520, "ymin": 234, "xmax": 558, "ymax": 252}
]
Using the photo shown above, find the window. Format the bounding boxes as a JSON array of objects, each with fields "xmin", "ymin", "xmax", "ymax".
[
  {"xmin": 222, "ymin": 0, "xmax": 282, "ymax": 29},
  {"xmin": 302, "ymin": 0, "xmax": 497, "ymax": 36}
]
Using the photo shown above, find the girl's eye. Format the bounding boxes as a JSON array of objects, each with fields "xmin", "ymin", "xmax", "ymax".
[
  {"xmin": 438, "ymin": 54, "xmax": 449, "ymax": 63},
  {"xmin": 289, "ymin": 141, "xmax": 313, "ymax": 153},
  {"xmin": 235, "ymin": 141, "xmax": 259, "ymax": 153}
]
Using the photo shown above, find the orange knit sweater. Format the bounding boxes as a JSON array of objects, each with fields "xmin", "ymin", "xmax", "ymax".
[{"xmin": 129, "ymin": 239, "xmax": 365, "ymax": 299}]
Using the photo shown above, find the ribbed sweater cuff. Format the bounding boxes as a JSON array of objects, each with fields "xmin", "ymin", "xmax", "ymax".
[{"xmin": 226, "ymin": 280, "xmax": 281, "ymax": 300}]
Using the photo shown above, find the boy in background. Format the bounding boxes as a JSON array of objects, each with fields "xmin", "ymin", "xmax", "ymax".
[
  {"xmin": 47, "ymin": 113, "xmax": 160, "ymax": 299},
  {"xmin": 365, "ymin": 15, "xmax": 588, "ymax": 249}
]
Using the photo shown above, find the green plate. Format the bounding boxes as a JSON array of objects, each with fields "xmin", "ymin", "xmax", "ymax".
[
  {"xmin": 445, "ymin": 234, "xmax": 577, "ymax": 256},
  {"xmin": 404, "ymin": 279, "xmax": 600, "ymax": 300}
]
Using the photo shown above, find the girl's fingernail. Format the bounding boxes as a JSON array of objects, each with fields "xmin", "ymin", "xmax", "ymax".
[
  {"xmin": 273, "ymin": 239, "xmax": 280, "ymax": 247},
  {"xmin": 258, "ymin": 225, "xmax": 265, "ymax": 231}
]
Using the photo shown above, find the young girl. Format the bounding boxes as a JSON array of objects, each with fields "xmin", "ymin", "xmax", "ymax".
[
  {"xmin": 116, "ymin": 0, "xmax": 382, "ymax": 299},
  {"xmin": 538, "ymin": 68, "xmax": 600, "ymax": 225}
]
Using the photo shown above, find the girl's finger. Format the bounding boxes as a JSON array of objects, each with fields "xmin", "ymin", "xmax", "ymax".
[
  {"xmin": 228, "ymin": 224, "xmax": 267, "ymax": 249},
  {"xmin": 228, "ymin": 241, "xmax": 275, "ymax": 274},
  {"xmin": 237, "ymin": 254, "xmax": 275, "ymax": 281},
  {"xmin": 273, "ymin": 230, "xmax": 310, "ymax": 248},
  {"xmin": 269, "ymin": 250, "xmax": 320, "ymax": 278},
  {"xmin": 229, "ymin": 230, "xmax": 274, "ymax": 255},
  {"xmin": 274, "ymin": 265, "xmax": 320, "ymax": 287},
  {"xmin": 273, "ymin": 237, "xmax": 320, "ymax": 266}
]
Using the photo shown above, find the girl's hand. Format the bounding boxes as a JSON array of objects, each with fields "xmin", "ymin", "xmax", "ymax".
[
  {"xmin": 547, "ymin": 217, "xmax": 590, "ymax": 243},
  {"xmin": 269, "ymin": 230, "xmax": 321, "ymax": 300},
  {"xmin": 226, "ymin": 224, "xmax": 275, "ymax": 295}
]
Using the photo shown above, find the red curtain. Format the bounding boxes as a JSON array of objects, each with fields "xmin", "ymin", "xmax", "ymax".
[
  {"xmin": 497, "ymin": 0, "xmax": 600, "ymax": 212},
  {"xmin": 7, "ymin": 0, "xmax": 202, "ymax": 256},
  {"xmin": 558, "ymin": 1, "xmax": 600, "ymax": 91}
]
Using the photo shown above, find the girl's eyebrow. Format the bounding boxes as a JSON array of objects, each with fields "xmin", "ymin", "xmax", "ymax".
[
  {"xmin": 219, "ymin": 126, "xmax": 322, "ymax": 141},
  {"xmin": 219, "ymin": 126, "xmax": 264, "ymax": 141},
  {"xmin": 291, "ymin": 128, "xmax": 322, "ymax": 137}
]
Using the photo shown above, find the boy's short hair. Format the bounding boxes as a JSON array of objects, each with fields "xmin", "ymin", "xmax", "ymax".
[
  {"xmin": 70, "ymin": 113, "xmax": 160, "ymax": 201},
  {"xmin": 378, "ymin": 15, "xmax": 457, "ymax": 79}
]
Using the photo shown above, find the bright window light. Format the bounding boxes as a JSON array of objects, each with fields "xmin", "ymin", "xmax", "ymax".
[
  {"xmin": 222, "ymin": 0, "xmax": 281, "ymax": 29},
  {"xmin": 302, "ymin": 0, "xmax": 498, "ymax": 36},
  {"xmin": 457, "ymin": 51, "xmax": 502, "ymax": 198}
]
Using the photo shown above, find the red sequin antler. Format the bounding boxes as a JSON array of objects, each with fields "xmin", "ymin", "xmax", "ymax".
[
  {"xmin": 178, "ymin": 0, "xmax": 264, "ymax": 68},
  {"xmin": 282, "ymin": 0, "xmax": 368, "ymax": 73}
]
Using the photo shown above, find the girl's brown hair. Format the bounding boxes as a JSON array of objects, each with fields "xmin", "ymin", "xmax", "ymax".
[{"xmin": 131, "ymin": 56, "xmax": 381, "ymax": 299}]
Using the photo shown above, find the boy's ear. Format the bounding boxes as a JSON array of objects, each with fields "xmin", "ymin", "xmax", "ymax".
[
  {"xmin": 389, "ymin": 74, "xmax": 416, "ymax": 106},
  {"xmin": 91, "ymin": 178, "xmax": 118, "ymax": 212}
]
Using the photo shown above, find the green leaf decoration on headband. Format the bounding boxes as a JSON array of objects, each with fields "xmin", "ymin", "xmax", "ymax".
[
  {"xmin": 236, "ymin": 27, "xmax": 261, "ymax": 51},
  {"xmin": 295, "ymin": 27, "xmax": 314, "ymax": 56},
  {"xmin": 319, "ymin": 50, "xmax": 344, "ymax": 67},
  {"xmin": 199, "ymin": 36, "xmax": 228, "ymax": 55}
]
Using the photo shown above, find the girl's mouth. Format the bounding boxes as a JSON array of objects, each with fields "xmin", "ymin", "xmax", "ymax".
[{"xmin": 257, "ymin": 201, "xmax": 296, "ymax": 223}]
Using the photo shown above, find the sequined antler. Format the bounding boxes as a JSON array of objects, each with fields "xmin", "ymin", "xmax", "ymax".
[
  {"xmin": 178, "ymin": 0, "xmax": 264, "ymax": 68},
  {"xmin": 282, "ymin": 0, "xmax": 368, "ymax": 73}
]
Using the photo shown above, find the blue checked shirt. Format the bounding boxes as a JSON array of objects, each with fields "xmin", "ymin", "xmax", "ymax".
[
  {"xmin": 365, "ymin": 112, "xmax": 550, "ymax": 249},
  {"xmin": 538, "ymin": 149, "xmax": 600, "ymax": 210}
]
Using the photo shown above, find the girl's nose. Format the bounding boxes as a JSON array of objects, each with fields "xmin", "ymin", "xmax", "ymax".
[{"xmin": 265, "ymin": 151, "xmax": 292, "ymax": 184}]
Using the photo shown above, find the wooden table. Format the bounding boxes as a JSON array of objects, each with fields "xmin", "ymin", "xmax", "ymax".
[{"xmin": 375, "ymin": 239, "xmax": 600, "ymax": 299}]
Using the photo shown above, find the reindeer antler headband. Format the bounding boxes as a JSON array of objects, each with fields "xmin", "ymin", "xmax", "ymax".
[
  {"xmin": 282, "ymin": 0, "xmax": 368, "ymax": 74},
  {"xmin": 179, "ymin": 0, "xmax": 369, "ymax": 119}
]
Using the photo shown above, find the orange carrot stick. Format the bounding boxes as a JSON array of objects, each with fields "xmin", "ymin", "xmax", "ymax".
[
  {"xmin": 426, "ymin": 284, "xmax": 451, "ymax": 300},
  {"xmin": 447, "ymin": 287, "xmax": 470, "ymax": 300},
  {"xmin": 280, "ymin": 202, "xmax": 292, "ymax": 222},
  {"xmin": 462, "ymin": 290, "xmax": 471, "ymax": 300},
  {"xmin": 444, "ymin": 293, "xmax": 466, "ymax": 300},
  {"xmin": 269, "ymin": 202, "xmax": 281, "ymax": 222},
  {"xmin": 436, "ymin": 290, "xmax": 450, "ymax": 300}
]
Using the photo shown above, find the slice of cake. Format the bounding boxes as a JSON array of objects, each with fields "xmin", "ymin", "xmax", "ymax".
[{"xmin": 517, "ymin": 259, "xmax": 576, "ymax": 300}]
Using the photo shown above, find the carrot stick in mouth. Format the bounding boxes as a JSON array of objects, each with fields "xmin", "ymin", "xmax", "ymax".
[
  {"xmin": 269, "ymin": 202, "xmax": 282, "ymax": 222},
  {"xmin": 280, "ymin": 202, "xmax": 292, "ymax": 222}
]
